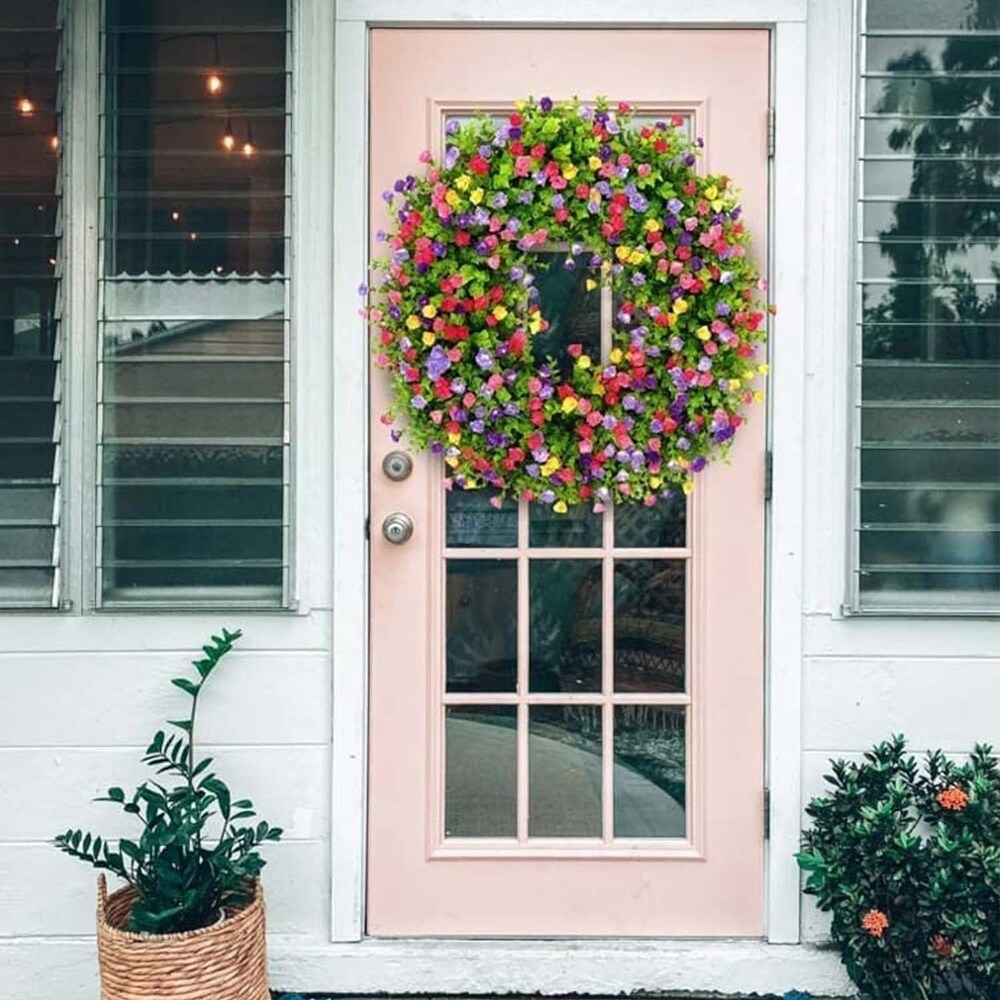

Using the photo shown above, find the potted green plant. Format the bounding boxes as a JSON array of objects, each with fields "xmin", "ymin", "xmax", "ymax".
[
  {"xmin": 54, "ymin": 629, "xmax": 282, "ymax": 1000},
  {"xmin": 797, "ymin": 735, "xmax": 999, "ymax": 1000}
]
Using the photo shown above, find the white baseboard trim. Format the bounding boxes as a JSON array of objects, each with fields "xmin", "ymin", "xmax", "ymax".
[{"xmin": 1, "ymin": 936, "xmax": 854, "ymax": 998}]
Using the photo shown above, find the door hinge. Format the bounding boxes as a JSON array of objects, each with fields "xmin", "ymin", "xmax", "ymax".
[
  {"xmin": 767, "ymin": 107, "xmax": 775, "ymax": 159},
  {"xmin": 364, "ymin": 515, "xmax": 370, "ymax": 541},
  {"xmin": 763, "ymin": 787, "xmax": 771, "ymax": 840},
  {"xmin": 764, "ymin": 450, "xmax": 773, "ymax": 502}
]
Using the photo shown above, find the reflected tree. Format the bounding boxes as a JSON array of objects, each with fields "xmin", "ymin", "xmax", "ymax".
[{"xmin": 864, "ymin": 0, "xmax": 999, "ymax": 361}]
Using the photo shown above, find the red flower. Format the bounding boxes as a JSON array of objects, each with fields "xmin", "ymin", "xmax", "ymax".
[
  {"xmin": 509, "ymin": 112, "xmax": 522, "ymax": 126},
  {"xmin": 931, "ymin": 934, "xmax": 953, "ymax": 958},
  {"xmin": 936, "ymin": 786, "xmax": 969, "ymax": 811},
  {"xmin": 860, "ymin": 909, "xmax": 889, "ymax": 938},
  {"xmin": 469, "ymin": 155, "xmax": 489, "ymax": 175}
]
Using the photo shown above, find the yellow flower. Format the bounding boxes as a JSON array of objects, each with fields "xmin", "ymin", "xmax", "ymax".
[
  {"xmin": 422, "ymin": 304, "xmax": 437, "ymax": 318},
  {"xmin": 627, "ymin": 249, "xmax": 646, "ymax": 265},
  {"xmin": 562, "ymin": 163, "xmax": 578, "ymax": 180},
  {"xmin": 609, "ymin": 348, "xmax": 623, "ymax": 365},
  {"xmin": 753, "ymin": 390, "xmax": 765, "ymax": 403},
  {"xmin": 615, "ymin": 245, "xmax": 631, "ymax": 262},
  {"xmin": 541, "ymin": 456, "xmax": 561, "ymax": 476},
  {"xmin": 528, "ymin": 314, "xmax": 543, "ymax": 334},
  {"xmin": 405, "ymin": 315, "xmax": 421, "ymax": 330},
  {"xmin": 454, "ymin": 174, "xmax": 472, "ymax": 191},
  {"xmin": 588, "ymin": 155, "xmax": 602, "ymax": 170},
  {"xmin": 601, "ymin": 259, "xmax": 612, "ymax": 273},
  {"xmin": 672, "ymin": 298, "xmax": 689, "ymax": 315},
  {"xmin": 729, "ymin": 378, "xmax": 741, "ymax": 391},
  {"xmin": 470, "ymin": 187, "xmax": 484, "ymax": 205},
  {"xmin": 696, "ymin": 325, "xmax": 710, "ymax": 341},
  {"xmin": 704, "ymin": 184, "xmax": 718, "ymax": 200},
  {"xmin": 561, "ymin": 396, "xmax": 579, "ymax": 414},
  {"xmin": 444, "ymin": 189, "xmax": 461, "ymax": 207},
  {"xmin": 447, "ymin": 431, "xmax": 461, "ymax": 445},
  {"xmin": 445, "ymin": 455, "xmax": 459, "ymax": 468},
  {"xmin": 644, "ymin": 218, "xmax": 662, "ymax": 232},
  {"xmin": 585, "ymin": 278, "xmax": 598, "ymax": 291},
  {"xmin": 682, "ymin": 479, "xmax": 695, "ymax": 496},
  {"xmin": 711, "ymin": 199, "xmax": 725, "ymax": 212},
  {"xmin": 757, "ymin": 363, "xmax": 770, "ymax": 375},
  {"xmin": 421, "ymin": 331, "xmax": 436, "ymax": 346},
  {"xmin": 492, "ymin": 304, "xmax": 508, "ymax": 321},
  {"xmin": 650, "ymin": 476, "xmax": 662, "ymax": 489},
  {"xmin": 553, "ymin": 500, "xmax": 568, "ymax": 514},
  {"xmin": 514, "ymin": 99, "xmax": 526, "ymax": 110},
  {"xmin": 592, "ymin": 380, "xmax": 606, "ymax": 396},
  {"xmin": 576, "ymin": 355, "xmax": 592, "ymax": 370}
]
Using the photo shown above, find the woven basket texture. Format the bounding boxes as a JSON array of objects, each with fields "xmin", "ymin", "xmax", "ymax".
[{"xmin": 96, "ymin": 875, "xmax": 270, "ymax": 1000}]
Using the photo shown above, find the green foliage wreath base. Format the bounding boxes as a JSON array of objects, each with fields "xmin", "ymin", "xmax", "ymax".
[{"xmin": 367, "ymin": 97, "xmax": 772, "ymax": 511}]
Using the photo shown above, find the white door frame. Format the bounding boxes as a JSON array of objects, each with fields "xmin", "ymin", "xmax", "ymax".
[{"xmin": 330, "ymin": 0, "xmax": 808, "ymax": 945}]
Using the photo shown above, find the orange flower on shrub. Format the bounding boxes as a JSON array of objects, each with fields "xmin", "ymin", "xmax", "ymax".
[
  {"xmin": 931, "ymin": 933, "xmax": 953, "ymax": 958},
  {"xmin": 936, "ymin": 785, "xmax": 969, "ymax": 811},
  {"xmin": 860, "ymin": 909, "xmax": 889, "ymax": 938}
]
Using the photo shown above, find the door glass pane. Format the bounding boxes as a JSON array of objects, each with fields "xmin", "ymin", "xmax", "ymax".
[
  {"xmin": 445, "ymin": 706, "xmax": 517, "ymax": 838},
  {"xmin": 614, "ymin": 560, "xmax": 686, "ymax": 693},
  {"xmin": 446, "ymin": 488, "xmax": 517, "ymax": 548},
  {"xmin": 614, "ymin": 706, "xmax": 686, "ymax": 838},
  {"xmin": 529, "ymin": 502, "xmax": 602, "ymax": 547},
  {"xmin": 613, "ymin": 496, "xmax": 687, "ymax": 548},
  {"xmin": 529, "ymin": 705, "xmax": 602, "ymax": 838},
  {"xmin": 531, "ymin": 249, "xmax": 601, "ymax": 378},
  {"xmin": 446, "ymin": 559, "xmax": 517, "ymax": 693},
  {"xmin": 529, "ymin": 559, "xmax": 602, "ymax": 693}
]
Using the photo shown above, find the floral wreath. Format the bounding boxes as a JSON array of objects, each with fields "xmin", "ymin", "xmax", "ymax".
[{"xmin": 365, "ymin": 97, "xmax": 772, "ymax": 512}]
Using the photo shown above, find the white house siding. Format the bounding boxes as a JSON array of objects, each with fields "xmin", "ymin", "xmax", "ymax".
[
  {"xmin": 1, "ymin": 0, "xmax": 997, "ymax": 997},
  {"xmin": 0, "ymin": 616, "xmax": 334, "ymax": 942},
  {"xmin": 797, "ymin": 0, "xmax": 1000, "ymax": 946}
]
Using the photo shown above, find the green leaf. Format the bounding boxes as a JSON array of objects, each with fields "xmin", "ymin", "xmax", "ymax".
[{"xmin": 171, "ymin": 677, "xmax": 200, "ymax": 697}]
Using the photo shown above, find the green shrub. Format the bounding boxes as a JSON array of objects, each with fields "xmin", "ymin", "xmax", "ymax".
[
  {"xmin": 797, "ymin": 735, "xmax": 999, "ymax": 999},
  {"xmin": 54, "ymin": 629, "xmax": 282, "ymax": 934}
]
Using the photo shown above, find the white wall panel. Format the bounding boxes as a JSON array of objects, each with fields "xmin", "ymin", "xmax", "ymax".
[
  {"xmin": 0, "ymin": 841, "xmax": 327, "ymax": 938},
  {"xmin": 0, "ymin": 650, "xmax": 330, "ymax": 748},
  {"xmin": 0, "ymin": 746, "xmax": 328, "ymax": 842},
  {"xmin": 804, "ymin": 658, "xmax": 1000, "ymax": 753}
]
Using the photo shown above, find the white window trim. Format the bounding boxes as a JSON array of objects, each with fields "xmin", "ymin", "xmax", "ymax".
[
  {"xmin": 56, "ymin": 0, "xmax": 326, "ymax": 616},
  {"xmin": 844, "ymin": 0, "xmax": 1000, "ymax": 618},
  {"xmin": 330, "ymin": 0, "xmax": 810, "ymax": 948}
]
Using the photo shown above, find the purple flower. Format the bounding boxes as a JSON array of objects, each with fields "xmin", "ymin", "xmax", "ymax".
[
  {"xmin": 677, "ymin": 437, "xmax": 690, "ymax": 451},
  {"xmin": 564, "ymin": 258, "xmax": 576, "ymax": 270},
  {"xmin": 443, "ymin": 146, "xmax": 460, "ymax": 170},
  {"xmin": 539, "ymin": 96, "xmax": 553, "ymax": 112},
  {"xmin": 490, "ymin": 192, "xmax": 508, "ymax": 209},
  {"xmin": 391, "ymin": 248, "xmax": 409, "ymax": 265},
  {"xmin": 470, "ymin": 419, "xmax": 485, "ymax": 433},
  {"xmin": 411, "ymin": 395, "xmax": 427, "ymax": 410},
  {"xmin": 475, "ymin": 348, "xmax": 493, "ymax": 370},
  {"xmin": 445, "ymin": 119, "xmax": 460, "ymax": 135},
  {"xmin": 669, "ymin": 336, "xmax": 684, "ymax": 352},
  {"xmin": 426, "ymin": 345, "xmax": 451, "ymax": 380},
  {"xmin": 692, "ymin": 457, "xmax": 707, "ymax": 472},
  {"xmin": 667, "ymin": 198, "xmax": 684, "ymax": 214},
  {"xmin": 551, "ymin": 194, "xmax": 565, "ymax": 209},
  {"xmin": 517, "ymin": 190, "xmax": 535, "ymax": 204},
  {"xmin": 716, "ymin": 302, "xmax": 732, "ymax": 316},
  {"xmin": 540, "ymin": 489, "xmax": 556, "ymax": 504},
  {"xmin": 509, "ymin": 266, "xmax": 524, "ymax": 281},
  {"xmin": 631, "ymin": 273, "xmax": 645, "ymax": 287},
  {"xmin": 358, "ymin": 282, "xmax": 368, "ymax": 296}
]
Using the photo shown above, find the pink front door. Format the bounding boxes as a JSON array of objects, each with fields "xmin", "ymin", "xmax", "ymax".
[{"xmin": 368, "ymin": 29, "xmax": 769, "ymax": 937}]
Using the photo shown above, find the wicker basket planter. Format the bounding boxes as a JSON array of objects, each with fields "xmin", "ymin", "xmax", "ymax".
[{"xmin": 96, "ymin": 875, "xmax": 270, "ymax": 1000}]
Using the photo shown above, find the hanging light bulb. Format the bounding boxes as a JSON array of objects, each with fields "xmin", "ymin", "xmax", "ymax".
[
  {"xmin": 48, "ymin": 134, "xmax": 60, "ymax": 151},
  {"xmin": 221, "ymin": 119, "xmax": 235, "ymax": 151},
  {"xmin": 16, "ymin": 95, "xmax": 35, "ymax": 117},
  {"xmin": 242, "ymin": 124, "xmax": 256, "ymax": 158},
  {"xmin": 206, "ymin": 35, "xmax": 223, "ymax": 95}
]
